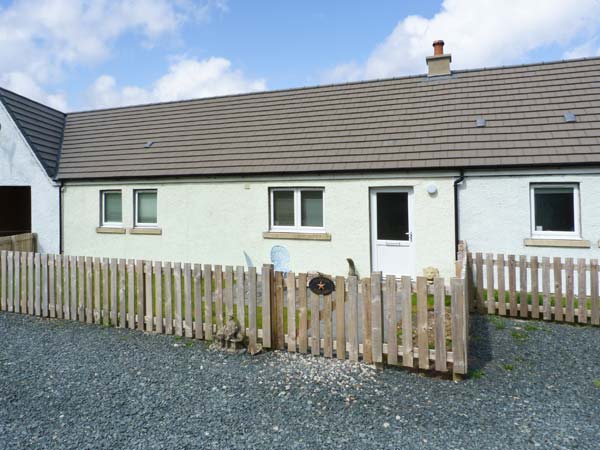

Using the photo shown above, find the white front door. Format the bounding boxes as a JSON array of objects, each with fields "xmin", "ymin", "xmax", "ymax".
[{"xmin": 370, "ymin": 187, "xmax": 415, "ymax": 277}]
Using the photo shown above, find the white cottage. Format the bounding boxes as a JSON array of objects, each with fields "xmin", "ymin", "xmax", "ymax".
[
  {"xmin": 0, "ymin": 88, "xmax": 63, "ymax": 254},
  {"xmin": 3, "ymin": 42, "xmax": 600, "ymax": 278}
]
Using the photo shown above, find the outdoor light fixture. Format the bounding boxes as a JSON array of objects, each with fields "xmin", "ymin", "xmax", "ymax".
[{"xmin": 427, "ymin": 184, "xmax": 438, "ymax": 195}]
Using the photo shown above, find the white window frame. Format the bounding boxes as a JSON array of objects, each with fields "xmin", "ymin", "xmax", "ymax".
[
  {"xmin": 270, "ymin": 188, "xmax": 325, "ymax": 233},
  {"xmin": 530, "ymin": 183, "xmax": 580, "ymax": 239},
  {"xmin": 100, "ymin": 190, "xmax": 123, "ymax": 227},
  {"xmin": 134, "ymin": 189, "xmax": 158, "ymax": 228}
]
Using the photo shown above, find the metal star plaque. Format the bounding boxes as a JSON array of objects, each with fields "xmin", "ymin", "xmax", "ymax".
[{"xmin": 308, "ymin": 275, "xmax": 335, "ymax": 296}]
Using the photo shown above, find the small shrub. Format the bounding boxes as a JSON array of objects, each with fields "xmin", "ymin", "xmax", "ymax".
[
  {"xmin": 524, "ymin": 324, "xmax": 541, "ymax": 332},
  {"xmin": 470, "ymin": 369, "xmax": 485, "ymax": 379},
  {"xmin": 502, "ymin": 364, "xmax": 514, "ymax": 371},
  {"xmin": 511, "ymin": 330, "xmax": 528, "ymax": 341},
  {"xmin": 489, "ymin": 316, "xmax": 506, "ymax": 330},
  {"xmin": 594, "ymin": 380, "xmax": 600, "ymax": 388}
]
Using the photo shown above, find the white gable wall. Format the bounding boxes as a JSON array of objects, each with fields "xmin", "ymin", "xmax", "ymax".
[{"xmin": 0, "ymin": 102, "xmax": 60, "ymax": 254}]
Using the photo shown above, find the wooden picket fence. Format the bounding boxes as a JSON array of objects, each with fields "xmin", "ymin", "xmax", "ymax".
[
  {"xmin": 0, "ymin": 250, "xmax": 469, "ymax": 375},
  {"xmin": 470, "ymin": 252, "xmax": 600, "ymax": 325},
  {"xmin": 0, "ymin": 233, "xmax": 36, "ymax": 252}
]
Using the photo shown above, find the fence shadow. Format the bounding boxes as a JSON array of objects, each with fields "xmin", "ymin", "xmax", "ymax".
[{"xmin": 467, "ymin": 313, "xmax": 493, "ymax": 372}]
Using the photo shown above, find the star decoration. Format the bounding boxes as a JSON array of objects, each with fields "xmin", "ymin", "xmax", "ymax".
[{"xmin": 317, "ymin": 281, "xmax": 326, "ymax": 290}]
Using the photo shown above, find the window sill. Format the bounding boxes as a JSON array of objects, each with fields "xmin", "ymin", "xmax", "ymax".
[
  {"xmin": 263, "ymin": 231, "xmax": 331, "ymax": 241},
  {"xmin": 129, "ymin": 227, "xmax": 162, "ymax": 236},
  {"xmin": 96, "ymin": 227, "xmax": 126, "ymax": 235},
  {"xmin": 524, "ymin": 238, "xmax": 590, "ymax": 248}
]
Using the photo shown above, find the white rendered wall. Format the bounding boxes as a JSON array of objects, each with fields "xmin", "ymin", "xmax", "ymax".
[
  {"xmin": 459, "ymin": 169, "xmax": 600, "ymax": 259},
  {"xmin": 63, "ymin": 173, "xmax": 457, "ymax": 279},
  {"xmin": 0, "ymin": 102, "xmax": 60, "ymax": 254}
]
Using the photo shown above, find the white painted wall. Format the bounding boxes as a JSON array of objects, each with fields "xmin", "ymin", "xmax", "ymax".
[
  {"xmin": 459, "ymin": 168, "xmax": 600, "ymax": 259},
  {"xmin": 63, "ymin": 173, "xmax": 457, "ymax": 279},
  {"xmin": 0, "ymin": 102, "xmax": 60, "ymax": 254}
]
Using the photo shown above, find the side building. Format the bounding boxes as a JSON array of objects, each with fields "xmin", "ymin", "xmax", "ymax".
[{"xmin": 0, "ymin": 88, "xmax": 64, "ymax": 253}]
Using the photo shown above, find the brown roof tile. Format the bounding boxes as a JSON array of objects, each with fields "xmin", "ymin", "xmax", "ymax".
[{"xmin": 57, "ymin": 57, "xmax": 600, "ymax": 179}]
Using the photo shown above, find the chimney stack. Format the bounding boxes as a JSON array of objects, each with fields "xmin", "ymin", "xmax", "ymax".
[{"xmin": 426, "ymin": 40, "xmax": 451, "ymax": 77}]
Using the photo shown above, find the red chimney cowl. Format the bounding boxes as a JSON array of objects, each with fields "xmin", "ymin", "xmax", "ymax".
[{"xmin": 433, "ymin": 40, "xmax": 445, "ymax": 56}]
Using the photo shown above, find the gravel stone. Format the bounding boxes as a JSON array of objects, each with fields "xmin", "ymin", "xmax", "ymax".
[{"xmin": 0, "ymin": 313, "xmax": 598, "ymax": 449}]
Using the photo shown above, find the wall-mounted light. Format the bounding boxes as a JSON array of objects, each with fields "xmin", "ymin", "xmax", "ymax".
[{"xmin": 427, "ymin": 184, "xmax": 438, "ymax": 195}]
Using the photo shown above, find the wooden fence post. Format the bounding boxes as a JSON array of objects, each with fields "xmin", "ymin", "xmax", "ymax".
[
  {"xmin": 433, "ymin": 277, "xmax": 447, "ymax": 372},
  {"xmin": 274, "ymin": 270, "xmax": 284, "ymax": 350},
  {"xmin": 361, "ymin": 277, "xmax": 372, "ymax": 364},
  {"xmin": 370, "ymin": 273, "xmax": 383, "ymax": 365},
  {"xmin": 531, "ymin": 256, "xmax": 539, "ymax": 319},
  {"xmin": 193, "ymin": 264, "xmax": 202, "ymax": 339},
  {"xmin": 145, "ymin": 260, "xmax": 154, "ymax": 332},
  {"xmin": 486, "ymin": 253, "xmax": 494, "ymax": 315},
  {"xmin": 261, "ymin": 265, "xmax": 272, "ymax": 349},
  {"xmin": 451, "ymin": 277, "xmax": 467, "ymax": 375},
  {"xmin": 184, "ymin": 263, "xmax": 193, "ymax": 337},
  {"xmin": 497, "ymin": 254, "xmax": 506, "ymax": 316},
  {"xmin": 286, "ymin": 272, "xmax": 297, "ymax": 353},
  {"xmin": 416, "ymin": 276, "xmax": 429, "ymax": 370},
  {"xmin": 335, "ymin": 275, "xmax": 346, "ymax": 360},
  {"xmin": 236, "ymin": 266, "xmax": 246, "ymax": 339},
  {"xmin": 203, "ymin": 264, "xmax": 212, "ymax": 340},
  {"xmin": 385, "ymin": 275, "xmax": 398, "ymax": 366},
  {"xmin": 247, "ymin": 267, "xmax": 257, "ymax": 354},
  {"xmin": 542, "ymin": 257, "xmax": 551, "ymax": 321},
  {"xmin": 553, "ymin": 257, "xmax": 563, "ymax": 322},
  {"xmin": 508, "ymin": 255, "xmax": 517, "ymax": 317},
  {"xmin": 577, "ymin": 258, "xmax": 587, "ymax": 324},
  {"xmin": 565, "ymin": 258, "xmax": 574, "ymax": 323},
  {"xmin": 297, "ymin": 273, "xmax": 308, "ymax": 354},
  {"xmin": 347, "ymin": 276, "xmax": 359, "ymax": 362},
  {"xmin": 591, "ymin": 259, "xmax": 599, "ymax": 326},
  {"xmin": 400, "ymin": 275, "xmax": 413, "ymax": 368},
  {"xmin": 0, "ymin": 251, "xmax": 6, "ymax": 311}
]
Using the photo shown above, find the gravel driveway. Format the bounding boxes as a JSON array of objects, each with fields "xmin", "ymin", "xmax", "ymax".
[{"xmin": 0, "ymin": 312, "xmax": 598, "ymax": 449}]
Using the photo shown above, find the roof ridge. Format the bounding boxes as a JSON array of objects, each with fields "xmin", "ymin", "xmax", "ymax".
[
  {"xmin": 0, "ymin": 88, "xmax": 66, "ymax": 178},
  {"xmin": 0, "ymin": 87, "xmax": 66, "ymax": 116},
  {"xmin": 65, "ymin": 56, "xmax": 600, "ymax": 116}
]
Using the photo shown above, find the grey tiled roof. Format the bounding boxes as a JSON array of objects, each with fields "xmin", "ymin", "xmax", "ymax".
[
  {"xmin": 57, "ymin": 57, "xmax": 600, "ymax": 179},
  {"xmin": 0, "ymin": 88, "xmax": 66, "ymax": 178}
]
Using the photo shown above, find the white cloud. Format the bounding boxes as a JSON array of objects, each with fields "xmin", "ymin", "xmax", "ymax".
[
  {"xmin": 563, "ymin": 39, "xmax": 600, "ymax": 59},
  {"xmin": 0, "ymin": 71, "xmax": 68, "ymax": 110},
  {"xmin": 324, "ymin": 0, "xmax": 600, "ymax": 83},
  {"xmin": 85, "ymin": 57, "xmax": 266, "ymax": 109},
  {"xmin": 0, "ymin": 0, "xmax": 220, "ymax": 109}
]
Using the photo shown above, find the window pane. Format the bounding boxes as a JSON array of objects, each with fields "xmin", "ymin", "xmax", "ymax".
[
  {"xmin": 273, "ymin": 191, "xmax": 294, "ymax": 226},
  {"xmin": 377, "ymin": 192, "xmax": 409, "ymax": 240},
  {"xmin": 301, "ymin": 190, "xmax": 323, "ymax": 227},
  {"xmin": 534, "ymin": 187, "xmax": 574, "ymax": 232},
  {"xmin": 104, "ymin": 192, "xmax": 122, "ymax": 224},
  {"xmin": 137, "ymin": 192, "xmax": 157, "ymax": 224}
]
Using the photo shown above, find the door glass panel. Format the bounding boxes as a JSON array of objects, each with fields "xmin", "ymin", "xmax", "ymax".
[
  {"xmin": 534, "ymin": 187, "xmax": 574, "ymax": 232},
  {"xmin": 301, "ymin": 190, "xmax": 323, "ymax": 227},
  {"xmin": 376, "ymin": 192, "xmax": 408, "ymax": 240},
  {"xmin": 273, "ymin": 190, "xmax": 294, "ymax": 226}
]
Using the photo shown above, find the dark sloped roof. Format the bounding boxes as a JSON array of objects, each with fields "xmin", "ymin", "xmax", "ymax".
[
  {"xmin": 0, "ymin": 88, "xmax": 65, "ymax": 178},
  {"xmin": 56, "ymin": 57, "xmax": 600, "ymax": 179}
]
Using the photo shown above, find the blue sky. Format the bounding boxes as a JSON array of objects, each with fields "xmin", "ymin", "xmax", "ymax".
[{"xmin": 0, "ymin": 0, "xmax": 599, "ymax": 111}]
